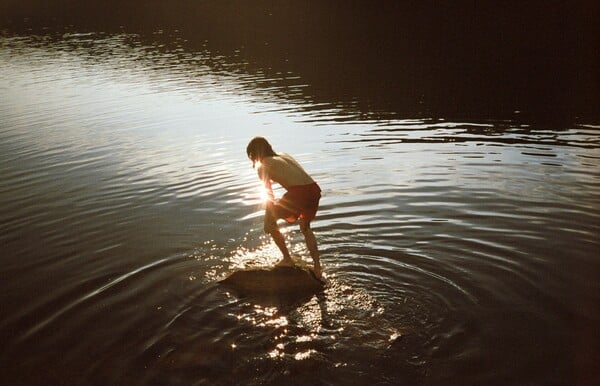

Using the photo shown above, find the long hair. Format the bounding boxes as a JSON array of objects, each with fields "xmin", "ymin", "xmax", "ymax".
[{"xmin": 246, "ymin": 136, "xmax": 277, "ymax": 166}]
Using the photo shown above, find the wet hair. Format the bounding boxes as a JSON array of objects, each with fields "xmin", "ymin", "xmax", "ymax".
[{"xmin": 246, "ymin": 136, "xmax": 277, "ymax": 165}]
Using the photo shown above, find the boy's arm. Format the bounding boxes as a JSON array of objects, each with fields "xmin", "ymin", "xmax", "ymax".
[
  {"xmin": 264, "ymin": 178, "xmax": 274, "ymax": 202},
  {"xmin": 257, "ymin": 163, "xmax": 275, "ymax": 202}
]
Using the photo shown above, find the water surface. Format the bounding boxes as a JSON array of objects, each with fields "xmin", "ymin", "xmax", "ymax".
[{"xmin": 1, "ymin": 28, "xmax": 599, "ymax": 385}]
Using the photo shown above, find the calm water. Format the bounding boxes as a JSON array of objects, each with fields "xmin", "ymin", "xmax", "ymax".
[{"xmin": 1, "ymin": 27, "xmax": 599, "ymax": 385}]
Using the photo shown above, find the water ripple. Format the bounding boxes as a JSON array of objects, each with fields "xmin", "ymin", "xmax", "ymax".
[{"xmin": 1, "ymin": 31, "xmax": 599, "ymax": 385}]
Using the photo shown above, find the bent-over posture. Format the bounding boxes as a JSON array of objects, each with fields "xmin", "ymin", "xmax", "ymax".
[{"xmin": 246, "ymin": 136, "xmax": 322, "ymax": 279}]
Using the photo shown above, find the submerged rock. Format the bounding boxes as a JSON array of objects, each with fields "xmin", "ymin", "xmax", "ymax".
[{"xmin": 220, "ymin": 265, "xmax": 324, "ymax": 296}]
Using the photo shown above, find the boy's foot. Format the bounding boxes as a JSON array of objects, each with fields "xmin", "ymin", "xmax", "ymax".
[
  {"xmin": 309, "ymin": 267, "xmax": 326, "ymax": 284},
  {"xmin": 275, "ymin": 258, "xmax": 295, "ymax": 267},
  {"xmin": 313, "ymin": 266, "xmax": 322, "ymax": 280}
]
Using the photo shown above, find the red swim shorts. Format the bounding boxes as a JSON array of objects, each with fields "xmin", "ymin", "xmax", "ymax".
[{"xmin": 265, "ymin": 182, "xmax": 321, "ymax": 230}]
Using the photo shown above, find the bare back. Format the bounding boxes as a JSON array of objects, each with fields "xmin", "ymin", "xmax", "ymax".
[{"xmin": 259, "ymin": 153, "xmax": 314, "ymax": 189}]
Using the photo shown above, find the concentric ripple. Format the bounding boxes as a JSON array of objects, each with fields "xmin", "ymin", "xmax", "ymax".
[{"xmin": 1, "ymin": 32, "xmax": 599, "ymax": 385}]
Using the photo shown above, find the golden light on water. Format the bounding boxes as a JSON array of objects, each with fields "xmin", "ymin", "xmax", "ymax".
[
  {"xmin": 228, "ymin": 242, "xmax": 283, "ymax": 269},
  {"xmin": 294, "ymin": 350, "xmax": 316, "ymax": 360},
  {"xmin": 224, "ymin": 275, "xmax": 404, "ymax": 365},
  {"xmin": 227, "ymin": 235, "xmax": 300, "ymax": 270},
  {"xmin": 222, "ymin": 230, "xmax": 402, "ymax": 364}
]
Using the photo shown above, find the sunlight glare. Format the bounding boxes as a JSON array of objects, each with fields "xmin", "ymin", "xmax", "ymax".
[
  {"xmin": 294, "ymin": 349, "xmax": 316, "ymax": 361},
  {"xmin": 259, "ymin": 183, "xmax": 270, "ymax": 203},
  {"xmin": 228, "ymin": 241, "xmax": 282, "ymax": 269}
]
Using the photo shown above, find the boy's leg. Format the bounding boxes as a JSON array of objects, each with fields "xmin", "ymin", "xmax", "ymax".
[
  {"xmin": 271, "ymin": 230, "xmax": 295, "ymax": 266},
  {"xmin": 265, "ymin": 203, "xmax": 294, "ymax": 266},
  {"xmin": 299, "ymin": 219, "xmax": 321, "ymax": 278}
]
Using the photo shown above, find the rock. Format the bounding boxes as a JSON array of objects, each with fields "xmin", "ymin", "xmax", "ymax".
[{"xmin": 219, "ymin": 265, "xmax": 324, "ymax": 296}]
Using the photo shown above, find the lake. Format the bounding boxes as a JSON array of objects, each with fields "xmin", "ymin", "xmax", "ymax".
[{"xmin": 1, "ymin": 3, "xmax": 599, "ymax": 385}]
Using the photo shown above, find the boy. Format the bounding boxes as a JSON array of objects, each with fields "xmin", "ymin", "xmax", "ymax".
[{"xmin": 246, "ymin": 137, "xmax": 323, "ymax": 279}]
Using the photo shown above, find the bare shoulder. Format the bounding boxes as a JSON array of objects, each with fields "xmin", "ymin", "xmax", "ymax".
[
  {"xmin": 262, "ymin": 154, "xmax": 290, "ymax": 167},
  {"xmin": 275, "ymin": 153, "xmax": 301, "ymax": 168},
  {"xmin": 277, "ymin": 153, "xmax": 294, "ymax": 162},
  {"xmin": 257, "ymin": 156, "xmax": 282, "ymax": 178},
  {"xmin": 260, "ymin": 156, "xmax": 278, "ymax": 169},
  {"xmin": 262, "ymin": 153, "xmax": 313, "ymax": 187}
]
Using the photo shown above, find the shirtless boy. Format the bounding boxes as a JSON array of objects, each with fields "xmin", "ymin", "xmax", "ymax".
[{"xmin": 246, "ymin": 137, "xmax": 323, "ymax": 279}]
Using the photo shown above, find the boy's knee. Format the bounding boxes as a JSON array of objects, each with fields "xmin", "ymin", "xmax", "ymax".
[
  {"xmin": 264, "ymin": 216, "xmax": 277, "ymax": 233},
  {"xmin": 264, "ymin": 205, "xmax": 277, "ymax": 233},
  {"xmin": 264, "ymin": 221, "xmax": 277, "ymax": 234},
  {"xmin": 299, "ymin": 219, "xmax": 311, "ymax": 235}
]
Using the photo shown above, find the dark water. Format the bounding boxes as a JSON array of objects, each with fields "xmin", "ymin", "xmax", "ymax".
[{"xmin": 1, "ymin": 3, "xmax": 599, "ymax": 385}]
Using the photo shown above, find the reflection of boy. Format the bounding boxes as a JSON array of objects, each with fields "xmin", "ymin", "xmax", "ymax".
[{"xmin": 246, "ymin": 137, "xmax": 322, "ymax": 279}]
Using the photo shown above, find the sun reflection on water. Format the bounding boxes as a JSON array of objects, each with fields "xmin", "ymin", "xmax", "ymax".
[
  {"xmin": 227, "ymin": 236, "xmax": 304, "ymax": 271},
  {"xmin": 228, "ymin": 242, "xmax": 282, "ymax": 270},
  {"xmin": 223, "ymin": 274, "xmax": 402, "ymax": 364},
  {"xmin": 211, "ymin": 231, "xmax": 404, "ymax": 365},
  {"xmin": 294, "ymin": 349, "xmax": 316, "ymax": 360}
]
